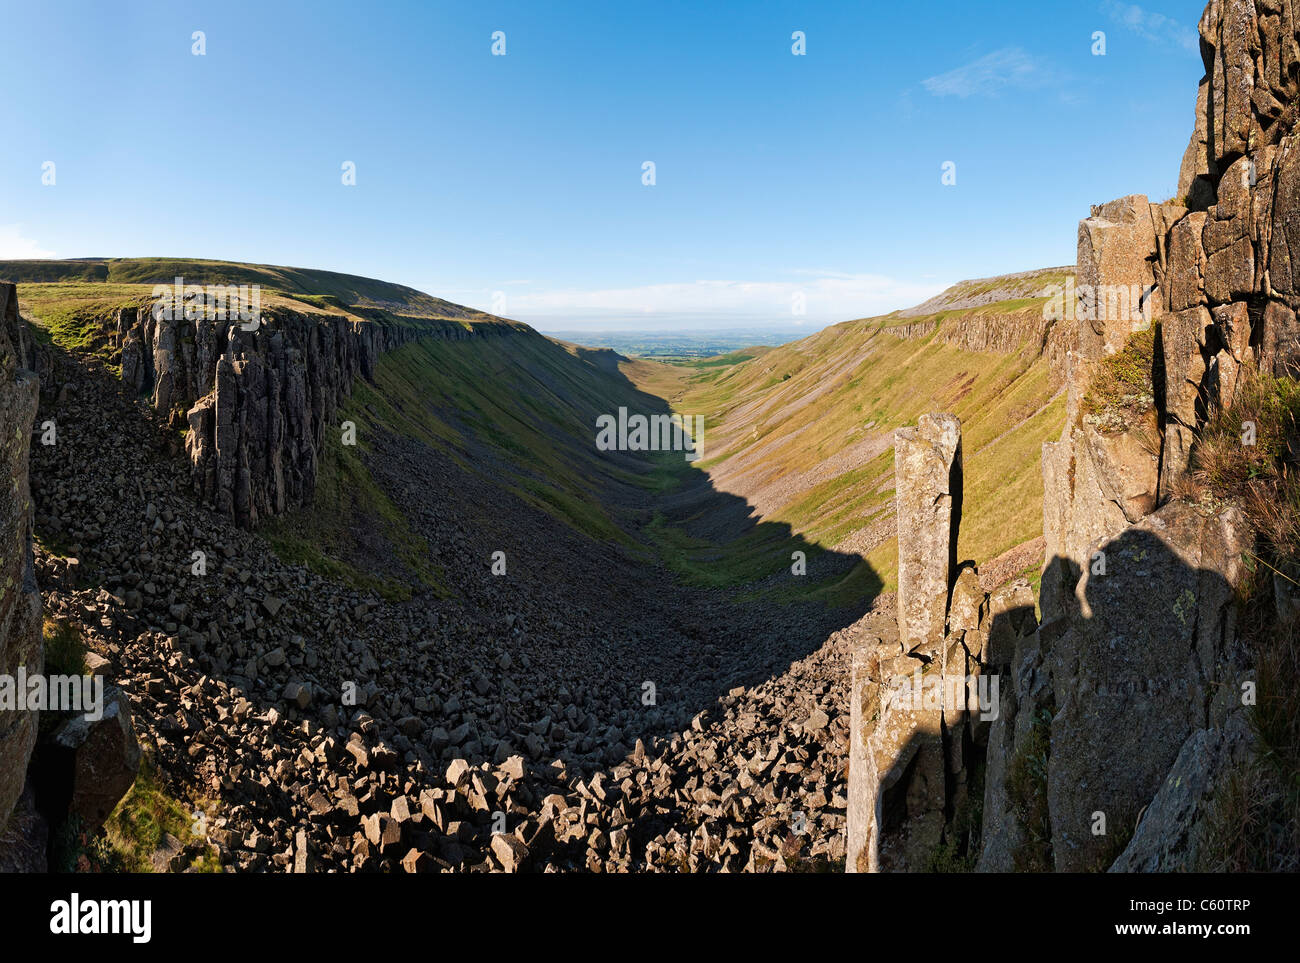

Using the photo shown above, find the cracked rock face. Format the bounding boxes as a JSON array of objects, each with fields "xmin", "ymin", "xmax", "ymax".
[
  {"xmin": 1046, "ymin": 502, "xmax": 1252, "ymax": 872},
  {"xmin": 118, "ymin": 305, "xmax": 517, "ymax": 529},
  {"xmin": 980, "ymin": 0, "xmax": 1289, "ymax": 873},
  {"xmin": 120, "ymin": 307, "xmax": 398, "ymax": 529},
  {"xmin": 0, "ymin": 282, "xmax": 42, "ymax": 834},
  {"xmin": 849, "ymin": 415, "xmax": 1018, "ymax": 873}
]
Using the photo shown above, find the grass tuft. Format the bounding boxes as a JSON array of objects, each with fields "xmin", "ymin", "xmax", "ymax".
[
  {"xmin": 1007, "ymin": 704, "xmax": 1054, "ymax": 872},
  {"xmin": 102, "ymin": 750, "xmax": 222, "ymax": 873},
  {"xmin": 42, "ymin": 618, "xmax": 87, "ymax": 676},
  {"xmin": 1187, "ymin": 363, "xmax": 1300, "ymax": 871},
  {"xmin": 1187, "ymin": 366, "xmax": 1300, "ymax": 563},
  {"xmin": 1081, "ymin": 324, "xmax": 1161, "ymax": 433}
]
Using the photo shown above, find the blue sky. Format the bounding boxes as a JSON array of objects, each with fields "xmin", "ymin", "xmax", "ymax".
[{"xmin": 0, "ymin": 0, "xmax": 1208, "ymax": 331}]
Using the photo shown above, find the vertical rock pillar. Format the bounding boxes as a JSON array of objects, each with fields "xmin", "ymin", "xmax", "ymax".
[
  {"xmin": 894, "ymin": 413, "xmax": 962, "ymax": 652},
  {"xmin": 847, "ymin": 412, "xmax": 962, "ymax": 872}
]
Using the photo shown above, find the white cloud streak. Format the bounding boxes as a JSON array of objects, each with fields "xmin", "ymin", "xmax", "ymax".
[
  {"xmin": 922, "ymin": 47, "xmax": 1054, "ymax": 98},
  {"xmin": 0, "ymin": 225, "xmax": 54, "ymax": 259},
  {"xmin": 1102, "ymin": 1, "xmax": 1200, "ymax": 53}
]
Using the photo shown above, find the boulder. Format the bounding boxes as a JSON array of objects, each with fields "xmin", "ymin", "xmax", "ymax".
[
  {"xmin": 50, "ymin": 687, "xmax": 142, "ymax": 833},
  {"xmin": 490, "ymin": 833, "xmax": 529, "ymax": 872}
]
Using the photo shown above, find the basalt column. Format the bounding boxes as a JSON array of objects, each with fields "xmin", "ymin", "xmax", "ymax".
[
  {"xmin": 847, "ymin": 413, "xmax": 963, "ymax": 872},
  {"xmin": 894, "ymin": 413, "xmax": 962, "ymax": 651}
]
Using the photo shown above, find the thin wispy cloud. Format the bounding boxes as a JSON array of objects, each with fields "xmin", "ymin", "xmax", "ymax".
[
  {"xmin": 0, "ymin": 225, "xmax": 54, "ymax": 259},
  {"xmin": 1102, "ymin": 1, "xmax": 1200, "ymax": 53},
  {"xmin": 922, "ymin": 47, "xmax": 1054, "ymax": 98}
]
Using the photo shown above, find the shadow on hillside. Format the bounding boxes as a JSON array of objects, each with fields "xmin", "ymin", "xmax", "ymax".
[
  {"xmin": 867, "ymin": 523, "xmax": 1249, "ymax": 874},
  {"xmin": 362, "ymin": 333, "xmax": 880, "ymax": 745},
  {"xmin": 26, "ymin": 323, "xmax": 883, "ymax": 870}
]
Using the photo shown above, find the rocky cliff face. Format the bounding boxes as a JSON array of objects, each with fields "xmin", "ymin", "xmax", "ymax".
[
  {"xmin": 888, "ymin": 306, "xmax": 1064, "ymax": 360},
  {"xmin": 883, "ymin": 268, "xmax": 1077, "ymax": 389},
  {"xmin": 115, "ymin": 306, "xmax": 521, "ymax": 528},
  {"xmin": 984, "ymin": 0, "xmax": 1293, "ymax": 872},
  {"xmin": 0, "ymin": 283, "xmax": 42, "ymax": 840},
  {"xmin": 851, "ymin": 0, "xmax": 1295, "ymax": 873}
]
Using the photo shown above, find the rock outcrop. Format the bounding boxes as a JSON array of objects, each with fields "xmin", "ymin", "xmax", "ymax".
[
  {"xmin": 978, "ymin": 0, "xmax": 1288, "ymax": 873},
  {"xmin": 848, "ymin": 415, "xmax": 1028, "ymax": 871},
  {"xmin": 885, "ymin": 269, "xmax": 1078, "ymax": 389},
  {"xmin": 0, "ymin": 282, "xmax": 42, "ymax": 841},
  {"xmin": 115, "ymin": 305, "xmax": 522, "ymax": 528},
  {"xmin": 889, "ymin": 311, "xmax": 1059, "ymax": 360},
  {"xmin": 1043, "ymin": 503, "xmax": 1252, "ymax": 871},
  {"xmin": 850, "ymin": 0, "xmax": 1293, "ymax": 874}
]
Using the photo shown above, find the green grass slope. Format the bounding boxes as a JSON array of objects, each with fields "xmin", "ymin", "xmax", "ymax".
[
  {"xmin": 10, "ymin": 260, "xmax": 685, "ymax": 601},
  {"xmin": 0, "ymin": 257, "xmax": 493, "ymax": 322},
  {"xmin": 625, "ymin": 277, "xmax": 1071, "ymax": 594},
  {"xmin": 11, "ymin": 257, "xmax": 1071, "ymax": 608}
]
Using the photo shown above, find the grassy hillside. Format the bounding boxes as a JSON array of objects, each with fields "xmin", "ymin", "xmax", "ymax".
[
  {"xmin": 624, "ymin": 278, "xmax": 1071, "ymax": 595},
  {"xmin": 896, "ymin": 266, "xmax": 1073, "ymax": 317},
  {"xmin": 0, "ymin": 257, "xmax": 494, "ymax": 322},
  {"xmin": 332, "ymin": 333, "xmax": 662, "ymax": 549},
  {"xmin": 11, "ymin": 257, "xmax": 1070, "ymax": 607},
  {"xmin": 9, "ymin": 259, "xmax": 695, "ymax": 602},
  {"xmin": 4, "ymin": 256, "xmax": 529, "ymax": 394}
]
